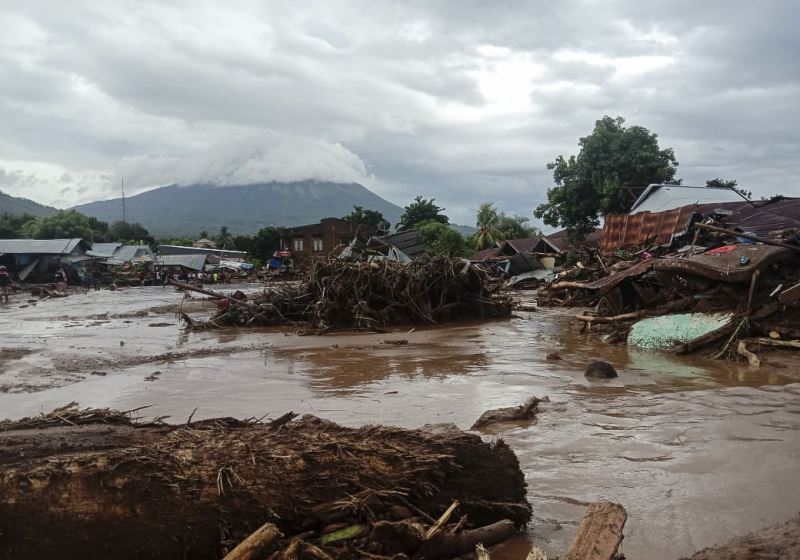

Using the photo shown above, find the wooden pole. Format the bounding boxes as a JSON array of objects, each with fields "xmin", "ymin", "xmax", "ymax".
[{"xmin": 223, "ymin": 523, "xmax": 281, "ymax": 560}]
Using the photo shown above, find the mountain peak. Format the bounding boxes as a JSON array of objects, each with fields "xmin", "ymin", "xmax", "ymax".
[{"xmin": 72, "ymin": 181, "xmax": 403, "ymax": 237}]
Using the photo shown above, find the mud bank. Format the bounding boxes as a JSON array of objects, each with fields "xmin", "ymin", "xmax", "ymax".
[{"xmin": 0, "ymin": 407, "xmax": 529, "ymax": 560}]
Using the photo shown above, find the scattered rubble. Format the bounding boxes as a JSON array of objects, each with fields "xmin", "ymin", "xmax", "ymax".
[
  {"xmin": 177, "ymin": 257, "xmax": 512, "ymax": 332},
  {"xmin": 537, "ymin": 203, "xmax": 800, "ymax": 364}
]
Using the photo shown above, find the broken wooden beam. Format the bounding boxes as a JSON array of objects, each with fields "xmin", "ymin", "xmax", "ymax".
[{"xmin": 565, "ymin": 502, "xmax": 627, "ymax": 560}]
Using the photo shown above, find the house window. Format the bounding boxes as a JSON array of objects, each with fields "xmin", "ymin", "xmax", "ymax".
[
  {"xmin": 312, "ymin": 237, "xmax": 324, "ymax": 252},
  {"xmin": 293, "ymin": 238, "xmax": 304, "ymax": 251}
]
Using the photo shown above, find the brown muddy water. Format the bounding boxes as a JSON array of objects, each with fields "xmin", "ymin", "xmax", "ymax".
[{"xmin": 1, "ymin": 285, "xmax": 799, "ymax": 559}]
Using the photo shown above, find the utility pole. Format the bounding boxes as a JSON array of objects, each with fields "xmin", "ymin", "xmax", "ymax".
[{"xmin": 121, "ymin": 177, "xmax": 126, "ymax": 224}]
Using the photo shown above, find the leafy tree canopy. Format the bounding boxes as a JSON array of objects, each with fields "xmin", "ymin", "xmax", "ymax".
[
  {"xmin": 22, "ymin": 210, "xmax": 107, "ymax": 243},
  {"xmin": 417, "ymin": 220, "xmax": 467, "ymax": 257},
  {"xmin": 343, "ymin": 206, "xmax": 389, "ymax": 233},
  {"xmin": 706, "ymin": 177, "xmax": 751, "ymax": 199},
  {"xmin": 215, "ymin": 226, "xmax": 233, "ymax": 249},
  {"xmin": 107, "ymin": 221, "xmax": 153, "ymax": 244},
  {"xmin": 473, "ymin": 203, "xmax": 542, "ymax": 251},
  {"xmin": 0, "ymin": 212, "xmax": 37, "ymax": 239},
  {"xmin": 534, "ymin": 115, "xmax": 679, "ymax": 238},
  {"xmin": 249, "ymin": 226, "xmax": 282, "ymax": 262},
  {"xmin": 399, "ymin": 196, "xmax": 449, "ymax": 230}
]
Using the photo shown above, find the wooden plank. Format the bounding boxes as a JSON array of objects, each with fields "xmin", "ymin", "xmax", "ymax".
[{"xmin": 565, "ymin": 502, "xmax": 627, "ymax": 560}]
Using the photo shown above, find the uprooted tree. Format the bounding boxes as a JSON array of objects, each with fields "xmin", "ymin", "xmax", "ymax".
[{"xmin": 534, "ymin": 115, "xmax": 680, "ymax": 239}]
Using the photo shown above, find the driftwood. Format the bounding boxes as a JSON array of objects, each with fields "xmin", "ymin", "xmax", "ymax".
[
  {"xmin": 744, "ymin": 337, "xmax": 800, "ymax": 350},
  {"xmin": 186, "ymin": 257, "xmax": 511, "ymax": 331},
  {"xmin": 574, "ymin": 311, "xmax": 643, "ymax": 323},
  {"xmin": 223, "ymin": 523, "xmax": 281, "ymax": 560},
  {"xmin": 0, "ymin": 408, "xmax": 530, "ymax": 560},
  {"xmin": 471, "ymin": 397, "xmax": 545, "ymax": 430},
  {"xmin": 565, "ymin": 502, "xmax": 627, "ymax": 560},
  {"xmin": 736, "ymin": 341, "xmax": 761, "ymax": 367}
]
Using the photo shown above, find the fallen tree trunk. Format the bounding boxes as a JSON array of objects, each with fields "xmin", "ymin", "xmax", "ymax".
[
  {"xmin": 574, "ymin": 311, "xmax": 643, "ymax": 323},
  {"xmin": 0, "ymin": 408, "xmax": 530, "ymax": 560}
]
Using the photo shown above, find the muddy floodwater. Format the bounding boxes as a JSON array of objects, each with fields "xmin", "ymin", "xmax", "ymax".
[{"xmin": 1, "ymin": 285, "xmax": 799, "ymax": 559}]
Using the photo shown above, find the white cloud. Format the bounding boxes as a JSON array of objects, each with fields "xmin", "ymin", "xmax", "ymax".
[{"xmin": 0, "ymin": 0, "xmax": 797, "ymax": 224}]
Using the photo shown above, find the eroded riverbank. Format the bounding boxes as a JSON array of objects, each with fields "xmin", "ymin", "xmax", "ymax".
[{"xmin": 1, "ymin": 285, "xmax": 799, "ymax": 558}]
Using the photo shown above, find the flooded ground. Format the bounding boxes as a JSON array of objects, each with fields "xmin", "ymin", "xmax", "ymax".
[{"xmin": 1, "ymin": 285, "xmax": 799, "ymax": 559}]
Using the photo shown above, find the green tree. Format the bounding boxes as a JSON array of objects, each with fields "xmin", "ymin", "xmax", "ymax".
[
  {"xmin": 343, "ymin": 206, "xmax": 390, "ymax": 233},
  {"xmin": 0, "ymin": 213, "xmax": 37, "ymax": 238},
  {"xmin": 23, "ymin": 210, "xmax": 104, "ymax": 242},
  {"xmin": 107, "ymin": 221, "xmax": 153, "ymax": 244},
  {"xmin": 162, "ymin": 237, "xmax": 194, "ymax": 247},
  {"xmin": 474, "ymin": 202, "xmax": 501, "ymax": 251},
  {"xmin": 706, "ymin": 177, "xmax": 751, "ymax": 199},
  {"xmin": 496, "ymin": 214, "xmax": 541, "ymax": 241},
  {"xmin": 215, "ymin": 226, "xmax": 233, "ymax": 249},
  {"xmin": 417, "ymin": 220, "xmax": 467, "ymax": 257},
  {"xmin": 199, "ymin": 230, "xmax": 209, "ymax": 239},
  {"xmin": 250, "ymin": 227, "xmax": 282, "ymax": 262},
  {"xmin": 399, "ymin": 196, "xmax": 449, "ymax": 230},
  {"xmin": 534, "ymin": 115, "xmax": 679, "ymax": 238}
]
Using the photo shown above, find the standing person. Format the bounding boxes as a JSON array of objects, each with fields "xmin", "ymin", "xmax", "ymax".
[{"xmin": 0, "ymin": 265, "xmax": 10, "ymax": 303}]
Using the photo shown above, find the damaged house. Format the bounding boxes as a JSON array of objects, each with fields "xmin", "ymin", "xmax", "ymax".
[
  {"xmin": 279, "ymin": 218, "xmax": 376, "ymax": 271},
  {"xmin": 0, "ymin": 238, "xmax": 91, "ymax": 283}
]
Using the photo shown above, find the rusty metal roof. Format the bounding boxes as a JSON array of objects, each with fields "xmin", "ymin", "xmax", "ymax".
[{"xmin": 599, "ymin": 197, "xmax": 800, "ymax": 253}]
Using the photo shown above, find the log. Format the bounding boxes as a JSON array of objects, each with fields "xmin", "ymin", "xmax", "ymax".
[
  {"xmin": 565, "ymin": 502, "xmax": 627, "ymax": 560},
  {"xmin": 746, "ymin": 337, "xmax": 800, "ymax": 350},
  {"xmin": 414, "ymin": 520, "xmax": 517, "ymax": 559},
  {"xmin": 0, "ymin": 411, "xmax": 530, "ymax": 560},
  {"xmin": 471, "ymin": 397, "xmax": 544, "ymax": 430},
  {"xmin": 574, "ymin": 311, "xmax": 643, "ymax": 323},
  {"xmin": 223, "ymin": 523, "xmax": 281, "ymax": 560},
  {"xmin": 550, "ymin": 281, "xmax": 591, "ymax": 291}
]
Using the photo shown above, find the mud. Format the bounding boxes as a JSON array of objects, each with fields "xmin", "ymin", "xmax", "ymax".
[{"xmin": 1, "ymin": 285, "xmax": 799, "ymax": 559}]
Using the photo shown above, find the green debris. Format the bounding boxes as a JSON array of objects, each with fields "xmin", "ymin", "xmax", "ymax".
[
  {"xmin": 628, "ymin": 312, "xmax": 733, "ymax": 350},
  {"xmin": 320, "ymin": 524, "xmax": 365, "ymax": 544}
]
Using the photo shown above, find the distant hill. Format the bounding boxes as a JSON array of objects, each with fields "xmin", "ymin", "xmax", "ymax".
[
  {"xmin": 0, "ymin": 191, "xmax": 56, "ymax": 217},
  {"xmin": 73, "ymin": 181, "xmax": 406, "ymax": 237}
]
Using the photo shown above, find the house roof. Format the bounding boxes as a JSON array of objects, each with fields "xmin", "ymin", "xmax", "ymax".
[
  {"xmin": 544, "ymin": 229, "xmax": 602, "ymax": 252},
  {"xmin": 88, "ymin": 242, "xmax": 123, "ymax": 258},
  {"xmin": 471, "ymin": 246, "xmax": 501, "ymax": 260},
  {"xmin": 372, "ymin": 229, "xmax": 426, "ymax": 259},
  {"xmin": 599, "ymin": 197, "xmax": 800, "ymax": 253},
  {"xmin": 156, "ymin": 254, "xmax": 208, "ymax": 271},
  {"xmin": 158, "ymin": 245, "xmax": 248, "ymax": 259},
  {"xmin": 0, "ymin": 238, "xmax": 88, "ymax": 255},
  {"xmin": 503, "ymin": 237, "xmax": 543, "ymax": 254},
  {"xmin": 630, "ymin": 184, "xmax": 744, "ymax": 214}
]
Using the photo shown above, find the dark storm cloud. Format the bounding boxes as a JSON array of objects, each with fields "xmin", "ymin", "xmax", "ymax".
[{"xmin": 0, "ymin": 0, "xmax": 797, "ymax": 223}]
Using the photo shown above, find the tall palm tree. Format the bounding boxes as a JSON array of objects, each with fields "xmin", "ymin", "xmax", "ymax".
[{"xmin": 475, "ymin": 202, "xmax": 501, "ymax": 251}]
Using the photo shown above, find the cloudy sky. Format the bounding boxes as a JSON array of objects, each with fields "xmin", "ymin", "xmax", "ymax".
[{"xmin": 1, "ymin": 0, "xmax": 798, "ymax": 225}]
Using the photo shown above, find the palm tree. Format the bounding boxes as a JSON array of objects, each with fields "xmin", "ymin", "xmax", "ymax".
[{"xmin": 475, "ymin": 202, "xmax": 501, "ymax": 251}]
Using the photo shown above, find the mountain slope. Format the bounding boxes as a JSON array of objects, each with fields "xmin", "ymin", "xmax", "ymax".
[
  {"xmin": 73, "ymin": 181, "xmax": 404, "ymax": 237},
  {"xmin": 0, "ymin": 191, "xmax": 57, "ymax": 217}
]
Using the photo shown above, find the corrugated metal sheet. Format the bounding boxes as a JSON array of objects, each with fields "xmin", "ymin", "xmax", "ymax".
[
  {"xmin": 0, "ymin": 238, "xmax": 87, "ymax": 255},
  {"xmin": 600, "ymin": 198, "xmax": 800, "ymax": 253},
  {"xmin": 375, "ymin": 230, "xmax": 426, "ymax": 259},
  {"xmin": 581, "ymin": 260, "xmax": 653, "ymax": 291},
  {"xmin": 156, "ymin": 254, "xmax": 208, "ymax": 271},
  {"xmin": 630, "ymin": 184, "xmax": 743, "ymax": 214}
]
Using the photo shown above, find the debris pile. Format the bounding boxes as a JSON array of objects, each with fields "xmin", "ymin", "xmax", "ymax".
[
  {"xmin": 538, "ymin": 214, "xmax": 800, "ymax": 361},
  {"xmin": 179, "ymin": 256, "xmax": 512, "ymax": 332},
  {"xmin": 0, "ymin": 406, "xmax": 531, "ymax": 560}
]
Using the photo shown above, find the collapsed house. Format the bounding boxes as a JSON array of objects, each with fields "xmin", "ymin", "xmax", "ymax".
[
  {"xmin": 155, "ymin": 254, "xmax": 212, "ymax": 274},
  {"xmin": 158, "ymin": 244, "xmax": 247, "ymax": 262},
  {"xmin": 537, "ymin": 186, "xmax": 800, "ymax": 359},
  {"xmin": 0, "ymin": 238, "xmax": 90, "ymax": 284}
]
